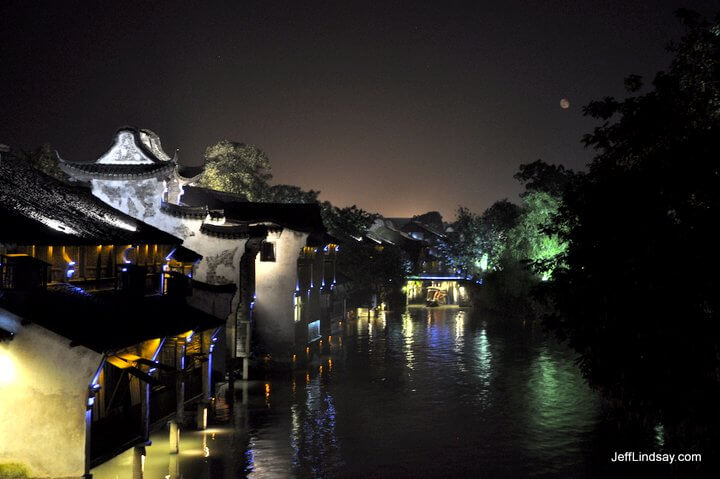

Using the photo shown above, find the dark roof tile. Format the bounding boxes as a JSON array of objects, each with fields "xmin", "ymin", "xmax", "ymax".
[
  {"xmin": 0, "ymin": 157, "xmax": 183, "ymax": 245},
  {"xmin": 182, "ymin": 187, "xmax": 326, "ymax": 233}
]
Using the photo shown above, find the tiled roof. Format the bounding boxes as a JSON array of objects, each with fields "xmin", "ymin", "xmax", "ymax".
[
  {"xmin": 182, "ymin": 187, "xmax": 326, "ymax": 233},
  {"xmin": 60, "ymin": 161, "xmax": 176, "ymax": 180},
  {"xmin": 0, "ymin": 156, "xmax": 183, "ymax": 245},
  {"xmin": 199, "ymin": 222, "xmax": 268, "ymax": 239}
]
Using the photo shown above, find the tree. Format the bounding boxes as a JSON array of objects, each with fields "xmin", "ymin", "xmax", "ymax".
[
  {"xmin": 545, "ymin": 10, "xmax": 720, "ymax": 454},
  {"xmin": 508, "ymin": 160, "xmax": 576, "ymax": 279},
  {"xmin": 266, "ymin": 184, "xmax": 320, "ymax": 203},
  {"xmin": 197, "ymin": 140, "xmax": 272, "ymax": 201},
  {"xmin": 477, "ymin": 199, "xmax": 521, "ymax": 271},
  {"xmin": 16, "ymin": 144, "xmax": 68, "ymax": 182},
  {"xmin": 438, "ymin": 206, "xmax": 484, "ymax": 276},
  {"xmin": 320, "ymin": 202, "xmax": 377, "ymax": 240},
  {"xmin": 513, "ymin": 159, "xmax": 576, "ymax": 199}
]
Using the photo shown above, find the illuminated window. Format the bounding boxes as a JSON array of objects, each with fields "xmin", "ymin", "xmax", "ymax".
[
  {"xmin": 260, "ymin": 242, "xmax": 276, "ymax": 262},
  {"xmin": 294, "ymin": 294, "xmax": 302, "ymax": 322}
]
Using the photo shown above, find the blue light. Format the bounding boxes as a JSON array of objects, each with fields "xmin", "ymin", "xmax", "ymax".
[
  {"xmin": 122, "ymin": 246, "xmax": 135, "ymax": 264},
  {"xmin": 121, "ymin": 267, "xmax": 128, "ymax": 272},
  {"xmin": 91, "ymin": 363, "xmax": 103, "ymax": 387},
  {"xmin": 151, "ymin": 338, "xmax": 166, "ymax": 362},
  {"xmin": 66, "ymin": 269, "xmax": 75, "ymax": 278},
  {"xmin": 165, "ymin": 248, "xmax": 177, "ymax": 261}
]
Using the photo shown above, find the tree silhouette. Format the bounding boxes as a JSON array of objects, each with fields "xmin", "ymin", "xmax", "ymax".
[{"xmin": 545, "ymin": 10, "xmax": 720, "ymax": 455}]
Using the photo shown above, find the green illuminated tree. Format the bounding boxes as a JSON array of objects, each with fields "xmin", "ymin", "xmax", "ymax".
[
  {"xmin": 508, "ymin": 191, "xmax": 565, "ymax": 278},
  {"xmin": 508, "ymin": 160, "xmax": 576, "ymax": 278}
]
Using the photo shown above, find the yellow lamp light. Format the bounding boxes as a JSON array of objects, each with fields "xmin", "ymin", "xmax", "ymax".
[{"xmin": 0, "ymin": 350, "xmax": 16, "ymax": 386}]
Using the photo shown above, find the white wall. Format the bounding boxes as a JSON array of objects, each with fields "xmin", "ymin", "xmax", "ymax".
[
  {"xmin": 0, "ymin": 308, "xmax": 102, "ymax": 478},
  {"xmin": 97, "ymin": 131, "xmax": 155, "ymax": 164},
  {"xmin": 91, "ymin": 178, "xmax": 165, "ymax": 224},
  {"xmin": 254, "ymin": 229, "xmax": 307, "ymax": 355}
]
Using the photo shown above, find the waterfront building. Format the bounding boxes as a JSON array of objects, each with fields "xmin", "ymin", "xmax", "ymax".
[
  {"xmin": 373, "ymin": 216, "xmax": 470, "ymax": 306},
  {"xmin": 0, "ymin": 154, "xmax": 221, "ymax": 478},
  {"xmin": 60, "ymin": 127, "xmax": 341, "ymax": 373}
]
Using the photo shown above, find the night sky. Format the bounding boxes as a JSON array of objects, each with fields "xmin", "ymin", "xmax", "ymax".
[{"xmin": 1, "ymin": 1, "xmax": 717, "ymax": 218}]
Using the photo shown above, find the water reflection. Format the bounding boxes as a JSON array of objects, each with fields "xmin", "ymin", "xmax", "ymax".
[
  {"xmin": 401, "ymin": 310, "xmax": 415, "ymax": 371},
  {"xmin": 93, "ymin": 307, "xmax": 658, "ymax": 478},
  {"xmin": 473, "ymin": 326, "xmax": 492, "ymax": 406}
]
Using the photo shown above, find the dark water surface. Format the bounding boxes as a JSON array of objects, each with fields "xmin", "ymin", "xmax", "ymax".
[{"xmin": 94, "ymin": 307, "xmax": 676, "ymax": 478}]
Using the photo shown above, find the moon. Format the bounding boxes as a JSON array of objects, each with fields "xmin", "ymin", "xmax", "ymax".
[{"xmin": 560, "ymin": 98, "xmax": 570, "ymax": 109}]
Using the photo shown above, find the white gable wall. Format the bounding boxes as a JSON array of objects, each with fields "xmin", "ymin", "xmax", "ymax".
[{"xmin": 97, "ymin": 131, "xmax": 156, "ymax": 164}]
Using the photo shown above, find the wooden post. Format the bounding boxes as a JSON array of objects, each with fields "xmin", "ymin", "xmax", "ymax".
[
  {"xmin": 141, "ymin": 381, "xmax": 150, "ymax": 441},
  {"xmin": 175, "ymin": 340, "xmax": 185, "ymax": 425},
  {"xmin": 202, "ymin": 334, "xmax": 211, "ymax": 401}
]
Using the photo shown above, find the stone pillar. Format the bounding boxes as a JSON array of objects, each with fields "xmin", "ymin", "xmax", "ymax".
[
  {"xmin": 169, "ymin": 420, "xmax": 180, "ymax": 454},
  {"xmin": 132, "ymin": 445, "xmax": 145, "ymax": 479},
  {"xmin": 242, "ymin": 356, "xmax": 249, "ymax": 381},
  {"xmin": 196, "ymin": 403, "xmax": 208, "ymax": 430},
  {"xmin": 237, "ymin": 238, "xmax": 262, "ymax": 380},
  {"xmin": 168, "ymin": 454, "xmax": 180, "ymax": 479}
]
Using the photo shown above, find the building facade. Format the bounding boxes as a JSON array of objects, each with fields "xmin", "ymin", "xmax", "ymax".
[
  {"xmin": 0, "ymin": 154, "xmax": 221, "ymax": 478},
  {"xmin": 60, "ymin": 127, "xmax": 342, "ymax": 373}
]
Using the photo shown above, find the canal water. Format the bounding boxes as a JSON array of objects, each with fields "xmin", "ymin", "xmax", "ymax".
[{"xmin": 93, "ymin": 307, "xmax": 671, "ymax": 478}]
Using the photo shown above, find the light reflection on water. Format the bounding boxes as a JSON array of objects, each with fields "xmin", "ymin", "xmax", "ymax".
[{"xmin": 93, "ymin": 307, "xmax": 664, "ymax": 478}]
